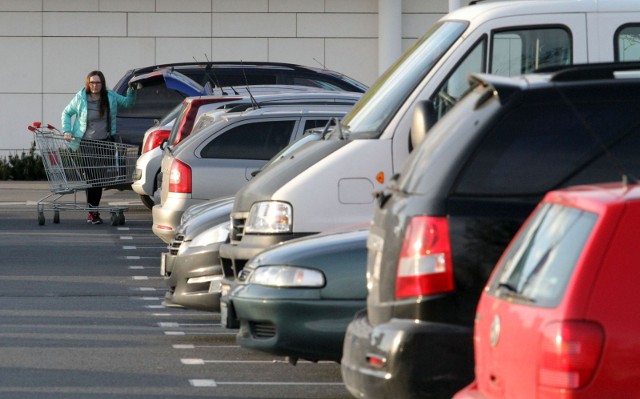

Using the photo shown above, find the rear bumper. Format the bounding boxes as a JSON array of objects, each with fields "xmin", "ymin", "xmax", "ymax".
[
  {"xmin": 152, "ymin": 196, "xmax": 200, "ymax": 243},
  {"xmin": 341, "ymin": 312, "xmax": 475, "ymax": 399},
  {"xmin": 131, "ymin": 149, "xmax": 161, "ymax": 196}
]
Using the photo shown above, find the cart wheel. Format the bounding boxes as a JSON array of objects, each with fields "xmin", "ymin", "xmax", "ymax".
[
  {"xmin": 38, "ymin": 212, "xmax": 45, "ymax": 226},
  {"xmin": 118, "ymin": 211, "xmax": 125, "ymax": 225},
  {"xmin": 110, "ymin": 213, "xmax": 118, "ymax": 226},
  {"xmin": 53, "ymin": 211, "xmax": 60, "ymax": 224}
]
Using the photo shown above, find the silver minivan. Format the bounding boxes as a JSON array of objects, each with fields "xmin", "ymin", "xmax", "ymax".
[{"xmin": 151, "ymin": 104, "xmax": 354, "ymax": 243}]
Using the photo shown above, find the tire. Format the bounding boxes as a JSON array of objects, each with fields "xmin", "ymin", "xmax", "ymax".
[
  {"xmin": 53, "ymin": 211, "xmax": 60, "ymax": 224},
  {"xmin": 139, "ymin": 194, "xmax": 155, "ymax": 210},
  {"xmin": 110, "ymin": 213, "xmax": 118, "ymax": 226},
  {"xmin": 118, "ymin": 211, "xmax": 125, "ymax": 225},
  {"xmin": 38, "ymin": 212, "xmax": 45, "ymax": 226}
]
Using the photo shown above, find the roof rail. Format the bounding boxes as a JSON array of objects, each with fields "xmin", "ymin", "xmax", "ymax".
[{"xmin": 549, "ymin": 62, "xmax": 640, "ymax": 82}]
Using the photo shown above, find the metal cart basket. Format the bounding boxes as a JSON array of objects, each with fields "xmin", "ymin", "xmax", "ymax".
[{"xmin": 28, "ymin": 122, "xmax": 138, "ymax": 226}]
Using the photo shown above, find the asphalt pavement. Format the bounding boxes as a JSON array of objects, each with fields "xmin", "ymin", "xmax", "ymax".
[{"xmin": 0, "ymin": 181, "xmax": 351, "ymax": 399}]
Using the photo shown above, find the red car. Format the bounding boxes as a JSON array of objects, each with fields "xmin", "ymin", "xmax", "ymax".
[{"xmin": 455, "ymin": 182, "xmax": 640, "ymax": 399}]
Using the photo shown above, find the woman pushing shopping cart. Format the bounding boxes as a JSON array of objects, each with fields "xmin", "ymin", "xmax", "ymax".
[{"xmin": 28, "ymin": 70, "xmax": 141, "ymax": 226}]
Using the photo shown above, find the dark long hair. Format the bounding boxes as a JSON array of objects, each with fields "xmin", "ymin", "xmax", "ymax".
[{"xmin": 85, "ymin": 70, "xmax": 108, "ymax": 117}]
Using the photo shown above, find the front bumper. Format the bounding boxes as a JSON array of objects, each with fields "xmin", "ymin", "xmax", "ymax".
[
  {"xmin": 162, "ymin": 242, "xmax": 224, "ymax": 312},
  {"xmin": 231, "ymin": 283, "xmax": 365, "ymax": 362},
  {"xmin": 341, "ymin": 312, "xmax": 475, "ymax": 399}
]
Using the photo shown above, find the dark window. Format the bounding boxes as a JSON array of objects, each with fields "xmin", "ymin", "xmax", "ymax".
[
  {"xmin": 487, "ymin": 203, "xmax": 597, "ymax": 307},
  {"xmin": 303, "ymin": 119, "xmax": 330, "ymax": 131},
  {"xmin": 118, "ymin": 82, "xmax": 186, "ymax": 119},
  {"xmin": 616, "ymin": 24, "xmax": 640, "ymax": 61},
  {"xmin": 454, "ymin": 99, "xmax": 640, "ymax": 195},
  {"xmin": 200, "ymin": 120, "xmax": 296, "ymax": 160}
]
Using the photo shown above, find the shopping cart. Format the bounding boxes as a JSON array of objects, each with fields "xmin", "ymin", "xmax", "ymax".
[{"xmin": 28, "ymin": 122, "xmax": 138, "ymax": 226}]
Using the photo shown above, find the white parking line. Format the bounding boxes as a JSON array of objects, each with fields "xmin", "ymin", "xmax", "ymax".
[
  {"xmin": 120, "ymin": 236, "xmax": 133, "ymax": 240},
  {"xmin": 158, "ymin": 322, "xmax": 219, "ymax": 328},
  {"xmin": 188, "ymin": 379, "xmax": 344, "ymax": 387},
  {"xmin": 132, "ymin": 276, "xmax": 149, "ymax": 280},
  {"xmin": 166, "ymin": 331, "xmax": 236, "ymax": 336},
  {"xmin": 123, "ymin": 246, "xmax": 137, "ymax": 250},
  {"xmin": 173, "ymin": 344, "xmax": 240, "ymax": 349}
]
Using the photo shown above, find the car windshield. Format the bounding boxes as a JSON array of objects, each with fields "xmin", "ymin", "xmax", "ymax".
[
  {"xmin": 340, "ymin": 21, "xmax": 467, "ymax": 139},
  {"xmin": 258, "ymin": 129, "xmax": 324, "ymax": 173},
  {"xmin": 488, "ymin": 203, "xmax": 598, "ymax": 308}
]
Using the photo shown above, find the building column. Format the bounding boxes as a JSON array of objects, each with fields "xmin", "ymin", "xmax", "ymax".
[{"xmin": 378, "ymin": 0, "xmax": 402, "ymax": 76}]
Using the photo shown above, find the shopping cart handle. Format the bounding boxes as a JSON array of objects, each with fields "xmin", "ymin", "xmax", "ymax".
[
  {"xmin": 47, "ymin": 124, "xmax": 60, "ymax": 131},
  {"xmin": 28, "ymin": 125, "xmax": 37, "ymax": 132},
  {"xmin": 32, "ymin": 122, "xmax": 41, "ymax": 128}
]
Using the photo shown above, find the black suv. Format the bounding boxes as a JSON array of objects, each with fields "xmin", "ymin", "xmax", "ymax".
[
  {"xmin": 111, "ymin": 61, "xmax": 367, "ymax": 147},
  {"xmin": 341, "ymin": 63, "xmax": 640, "ymax": 399}
]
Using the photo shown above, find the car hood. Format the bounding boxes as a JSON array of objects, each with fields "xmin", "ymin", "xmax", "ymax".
[{"xmin": 129, "ymin": 69, "xmax": 212, "ymax": 96}]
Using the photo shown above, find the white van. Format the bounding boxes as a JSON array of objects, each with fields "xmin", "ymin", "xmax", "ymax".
[{"xmin": 218, "ymin": 0, "xmax": 640, "ymax": 284}]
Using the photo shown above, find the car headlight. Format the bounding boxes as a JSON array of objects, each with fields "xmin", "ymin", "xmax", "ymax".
[
  {"xmin": 186, "ymin": 222, "xmax": 230, "ymax": 250},
  {"xmin": 249, "ymin": 266, "xmax": 325, "ymax": 288},
  {"xmin": 245, "ymin": 201, "xmax": 292, "ymax": 234}
]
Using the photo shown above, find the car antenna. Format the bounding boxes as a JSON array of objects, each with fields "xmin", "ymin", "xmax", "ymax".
[
  {"xmin": 241, "ymin": 60, "xmax": 260, "ymax": 109},
  {"xmin": 313, "ymin": 58, "xmax": 326, "ymax": 69},
  {"xmin": 196, "ymin": 55, "xmax": 227, "ymax": 95}
]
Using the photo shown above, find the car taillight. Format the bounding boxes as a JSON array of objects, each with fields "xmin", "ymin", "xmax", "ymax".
[
  {"xmin": 175, "ymin": 98, "xmax": 238, "ymax": 144},
  {"xmin": 142, "ymin": 129, "xmax": 170, "ymax": 153},
  {"xmin": 168, "ymin": 159, "xmax": 192, "ymax": 194},
  {"xmin": 395, "ymin": 216, "xmax": 454, "ymax": 299},
  {"xmin": 539, "ymin": 321, "xmax": 604, "ymax": 390}
]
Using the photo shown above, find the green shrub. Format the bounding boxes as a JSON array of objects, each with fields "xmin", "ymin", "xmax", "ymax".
[{"xmin": 0, "ymin": 142, "xmax": 46, "ymax": 180}]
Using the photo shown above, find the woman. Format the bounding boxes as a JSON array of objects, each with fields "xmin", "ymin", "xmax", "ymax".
[{"xmin": 62, "ymin": 70, "xmax": 139, "ymax": 224}]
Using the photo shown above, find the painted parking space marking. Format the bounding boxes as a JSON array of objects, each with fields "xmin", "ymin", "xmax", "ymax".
[
  {"xmin": 137, "ymin": 287, "xmax": 157, "ymax": 291},
  {"xmin": 158, "ymin": 322, "xmax": 219, "ymax": 328},
  {"xmin": 190, "ymin": 379, "xmax": 217, "ymax": 387},
  {"xmin": 120, "ymin": 236, "xmax": 133, "ymax": 240},
  {"xmin": 145, "ymin": 305, "xmax": 165, "ymax": 309},
  {"xmin": 123, "ymin": 246, "xmax": 137, "ymax": 250},
  {"xmin": 173, "ymin": 344, "xmax": 240, "ymax": 349},
  {"xmin": 166, "ymin": 331, "xmax": 236, "ymax": 336},
  {"xmin": 132, "ymin": 276, "xmax": 149, "ymax": 280}
]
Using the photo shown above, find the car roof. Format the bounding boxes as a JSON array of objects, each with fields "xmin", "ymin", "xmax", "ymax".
[
  {"xmin": 543, "ymin": 182, "xmax": 640, "ymax": 210},
  {"xmin": 185, "ymin": 88, "xmax": 362, "ymax": 103}
]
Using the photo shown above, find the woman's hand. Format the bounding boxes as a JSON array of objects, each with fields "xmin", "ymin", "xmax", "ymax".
[{"xmin": 63, "ymin": 132, "xmax": 73, "ymax": 141}]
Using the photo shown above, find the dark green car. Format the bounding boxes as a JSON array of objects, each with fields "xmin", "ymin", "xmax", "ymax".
[{"xmin": 228, "ymin": 228, "xmax": 368, "ymax": 363}]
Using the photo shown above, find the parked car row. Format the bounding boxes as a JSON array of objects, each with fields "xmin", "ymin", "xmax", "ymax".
[{"xmin": 120, "ymin": 1, "xmax": 640, "ymax": 398}]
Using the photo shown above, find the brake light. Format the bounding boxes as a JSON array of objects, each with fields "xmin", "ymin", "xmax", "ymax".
[
  {"xmin": 395, "ymin": 216, "xmax": 454, "ymax": 299},
  {"xmin": 168, "ymin": 159, "xmax": 192, "ymax": 194},
  {"xmin": 174, "ymin": 97, "xmax": 239, "ymax": 144},
  {"xmin": 142, "ymin": 129, "xmax": 170, "ymax": 153},
  {"xmin": 539, "ymin": 321, "xmax": 604, "ymax": 390}
]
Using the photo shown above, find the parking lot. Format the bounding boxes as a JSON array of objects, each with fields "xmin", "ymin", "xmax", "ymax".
[{"xmin": 0, "ymin": 182, "xmax": 350, "ymax": 399}]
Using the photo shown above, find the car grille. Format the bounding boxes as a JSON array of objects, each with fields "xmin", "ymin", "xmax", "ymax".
[
  {"xmin": 169, "ymin": 234, "xmax": 184, "ymax": 255},
  {"xmin": 250, "ymin": 322, "xmax": 276, "ymax": 339},
  {"xmin": 230, "ymin": 216, "xmax": 246, "ymax": 242}
]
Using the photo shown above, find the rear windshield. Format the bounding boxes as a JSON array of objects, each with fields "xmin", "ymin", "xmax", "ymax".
[{"xmin": 487, "ymin": 203, "xmax": 598, "ymax": 308}]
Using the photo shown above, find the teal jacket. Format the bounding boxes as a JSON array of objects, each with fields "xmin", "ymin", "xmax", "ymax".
[{"xmin": 61, "ymin": 87, "xmax": 136, "ymax": 149}]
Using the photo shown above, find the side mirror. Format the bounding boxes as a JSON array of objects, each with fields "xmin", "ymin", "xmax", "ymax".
[{"xmin": 410, "ymin": 100, "xmax": 437, "ymax": 150}]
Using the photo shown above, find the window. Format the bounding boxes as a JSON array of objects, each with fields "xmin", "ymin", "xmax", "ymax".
[
  {"xmin": 616, "ymin": 25, "xmax": 640, "ymax": 61},
  {"xmin": 303, "ymin": 119, "xmax": 330, "ymax": 131},
  {"xmin": 431, "ymin": 38, "xmax": 486, "ymax": 119},
  {"xmin": 454, "ymin": 99, "xmax": 640, "ymax": 196},
  {"xmin": 118, "ymin": 82, "xmax": 186, "ymax": 119},
  {"xmin": 430, "ymin": 27, "xmax": 571, "ymax": 124},
  {"xmin": 491, "ymin": 27, "xmax": 571, "ymax": 75},
  {"xmin": 488, "ymin": 203, "xmax": 597, "ymax": 307},
  {"xmin": 200, "ymin": 120, "xmax": 296, "ymax": 160}
]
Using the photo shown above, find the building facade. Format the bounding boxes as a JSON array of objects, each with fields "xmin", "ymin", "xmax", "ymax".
[{"xmin": 1, "ymin": 0, "xmax": 467, "ymax": 151}]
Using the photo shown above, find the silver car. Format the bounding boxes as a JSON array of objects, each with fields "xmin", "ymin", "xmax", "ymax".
[
  {"xmin": 134, "ymin": 89, "xmax": 362, "ymax": 210},
  {"xmin": 151, "ymin": 103, "xmax": 355, "ymax": 243}
]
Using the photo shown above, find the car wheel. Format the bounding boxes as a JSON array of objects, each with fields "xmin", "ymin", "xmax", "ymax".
[{"xmin": 139, "ymin": 194, "xmax": 155, "ymax": 210}]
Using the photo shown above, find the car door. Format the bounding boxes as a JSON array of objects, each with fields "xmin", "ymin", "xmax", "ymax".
[{"xmin": 190, "ymin": 117, "xmax": 302, "ymax": 201}]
